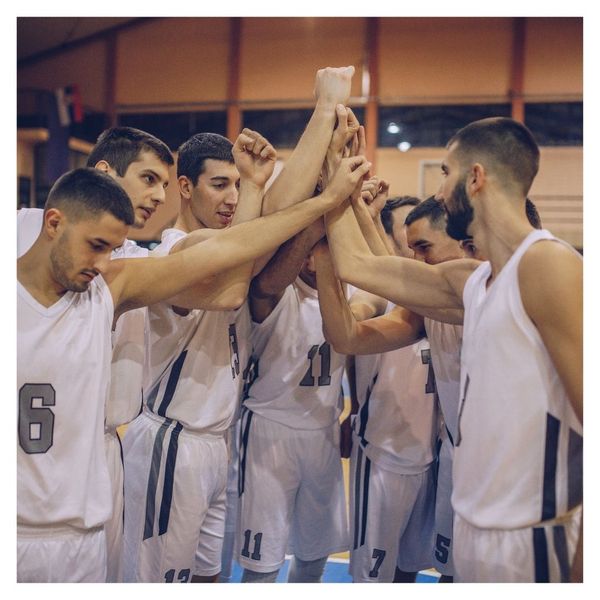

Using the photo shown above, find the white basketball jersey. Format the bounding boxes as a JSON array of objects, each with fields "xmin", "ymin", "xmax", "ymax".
[
  {"xmin": 231, "ymin": 301, "xmax": 252, "ymax": 423},
  {"xmin": 17, "ymin": 208, "xmax": 43, "ymax": 257},
  {"xmin": 107, "ymin": 240, "xmax": 149, "ymax": 429},
  {"xmin": 354, "ymin": 303, "xmax": 438, "ymax": 474},
  {"xmin": 142, "ymin": 228, "xmax": 241, "ymax": 433},
  {"xmin": 17, "ymin": 277, "xmax": 114, "ymax": 529},
  {"xmin": 243, "ymin": 277, "xmax": 346, "ymax": 429},
  {"xmin": 17, "ymin": 208, "xmax": 148, "ymax": 430},
  {"xmin": 424, "ymin": 319, "xmax": 462, "ymax": 444},
  {"xmin": 453, "ymin": 230, "xmax": 583, "ymax": 529}
]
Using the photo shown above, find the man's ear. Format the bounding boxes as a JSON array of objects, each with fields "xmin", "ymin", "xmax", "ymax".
[
  {"xmin": 44, "ymin": 207, "xmax": 65, "ymax": 239},
  {"xmin": 93, "ymin": 160, "xmax": 115, "ymax": 176},
  {"xmin": 178, "ymin": 175, "xmax": 193, "ymax": 199},
  {"xmin": 469, "ymin": 163, "xmax": 486, "ymax": 195}
]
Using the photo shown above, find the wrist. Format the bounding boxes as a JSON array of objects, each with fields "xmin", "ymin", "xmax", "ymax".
[
  {"xmin": 239, "ymin": 179, "xmax": 265, "ymax": 194},
  {"xmin": 313, "ymin": 100, "xmax": 338, "ymax": 118}
]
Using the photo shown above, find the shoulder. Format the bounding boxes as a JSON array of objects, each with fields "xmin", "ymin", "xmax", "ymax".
[
  {"xmin": 519, "ymin": 239, "xmax": 581, "ymax": 294},
  {"xmin": 519, "ymin": 239, "xmax": 582, "ymax": 324}
]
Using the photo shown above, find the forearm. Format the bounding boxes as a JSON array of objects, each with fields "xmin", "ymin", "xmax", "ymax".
[
  {"xmin": 231, "ymin": 179, "xmax": 265, "ymax": 225},
  {"xmin": 325, "ymin": 200, "xmax": 462, "ymax": 310},
  {"xmin": 315, "ymin": 248, "xmax": 359, "ymax": 355},
  {"xmin": 351, "ymin": 196, "xmax": 391, "ymax": 256},
  {"xmin": 262, "ymin": 103, "xmax": 337, "ymax": 215},
  {"xmin": 115, "ymin": 189, "xmax": 343, "ymax": 312},
  {"xmin": 253, "ymin": 225, "xmax": 321, "ymax": 298}
]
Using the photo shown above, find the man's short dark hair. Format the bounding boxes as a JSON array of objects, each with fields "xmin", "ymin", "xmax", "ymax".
[
  {"xmin": 177, "ymin": 133, "xmax": 234, "ymax": 185},
  {"xmin": 381, "ymin": 196, "xmax": 421, "ymax": 236},
  {"xmin": 44, "ymin": 168, "xmax": 134, "ymax": 226},
  {"xmin": 86, "ymin": 127, "xmax": 174, "ymax": 176},
  {"xmin": 404, "ymin": 196, "xmax": 446, "ymax": 229},
  {"xmin": 526, "ymin": 197, "xmax": 542, "ymax": 229},
  {"xmin": 448, "ymin": 117, "xmax": 540, "ymax": 195}
]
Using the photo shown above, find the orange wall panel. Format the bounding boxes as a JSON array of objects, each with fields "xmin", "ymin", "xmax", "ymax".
[
  {"xmin": 240, "ymin": 17, "xmax": 365, "ymax": 103},
  {"xmin": 116, "ymin": 18, "xmax": 230, "ymax": 106},
  {"xmin": 524, "ymin": 18, "xmax": 583, "ymax": 97},
  {"xmin": 379, "ymin": 17, "xmax": 513, "ymax": 102}
]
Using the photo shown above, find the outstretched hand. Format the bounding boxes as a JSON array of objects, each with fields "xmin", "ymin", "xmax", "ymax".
[
  {"xmin": 233, "ymin": 128, "xmax": 277, "ymax": 188},
  {"xmin": 325, "ymin": 155, "xmax": 372, "ymax": 206}
]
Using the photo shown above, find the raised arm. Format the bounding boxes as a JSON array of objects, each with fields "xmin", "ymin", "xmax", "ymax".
[
  {"xmin": 262, "ymin": 66, "xmax": 355, "ymax": 215},
  {"xmin": 314, "ymin": 241, "xmax": 424, "ymax": 356},
  {"xmin": 108, "ymin": 155, "xmax": 371, "ymax": 317},
  {"xmin": 159, "ymin": 129, "xmax": 277, "ymax": 311},
  {"xmin": 250, "ymin": 217, "xmax": 325, "ymax": 323},
  {"xmin": 325, "ymin": 196, "xmax": 475, "ymax": 311}
]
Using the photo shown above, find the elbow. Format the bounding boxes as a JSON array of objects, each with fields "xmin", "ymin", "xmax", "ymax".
[
  {"xmin": 213, "ymin": 294, "xmax": 246, "ymax": 311},
  {"xmin": 323, "ymin": 327, "xmax": 352, "ymax": 355}
]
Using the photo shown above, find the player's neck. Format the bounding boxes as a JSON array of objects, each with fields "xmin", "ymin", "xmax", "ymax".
[
  {"xmin": 175, "ymin": 203, "xmax": 209, "ymax": 233},
  {"xmin": 474, "ymin": 202, "xmax": 535, "ymax": 283},
  {"xmin": 17, "ymin": 246, "xmax": 65, "ymax": 307}
]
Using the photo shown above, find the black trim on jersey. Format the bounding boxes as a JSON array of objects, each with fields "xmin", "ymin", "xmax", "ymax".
[
  {"xmin": 533, "ymin": 527, "xmax": 550, "ymax": 582},
  {"xmin": 357, "ymin": 374, "xmax": 377, "ymax": 448},
  {"xmin": 145, "ymin": 381, "xmax": 160, "ymax": 412},
  {"xmin": 143, "ymin": 418, "xmax": 173, "ymax": 540},
  {"xmin": 567, "ymin": 428, "xmax": 583, "ymax": 510},
  {"xmin": 157, "ymin": 350, "xmax": 188, "ymax": 417},
  {"xmin": 158, "ymin": 422, "xmax": 184, "ymax": 536},
  {"xmin": 445, "ymin": 424, "xmax": 454, "ymax": 447},
  {"xmin": 238, "ymin": 407, "xmax": 254, "ymax": 497},
  {"xmin": 360, "ymin": 456, "xmax": 371, "ymax": 548},
  {"xmin": 553, "ymin": 525, "xmax": 570, "ymax": 583},
  {"xmin": 353, "ymin": 446, "xmax": 363, "ymax": 550},
  {"xmin": 116, "ymin": 429, "xmax": 125, "ymax": 528},
  {"xmin": 455, "ymin": 374, "xmax": 469, "ymax": 447},
  {"xmin": 542, "ymin": 413, "xmax": 560, "ymax": 521}
]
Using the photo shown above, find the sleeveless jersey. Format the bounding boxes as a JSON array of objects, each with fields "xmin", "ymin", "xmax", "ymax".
[
  {"xmin": 423, "ymin": 319, "xmax": 462, "ymax": 443},
  {"xmin": 17, "ymin": 208, "xmax": 43, "ymax": 257},
  {"xmin": 231, "ymin": 301, "xmax": 252, "ymax": 423},
  {"xmin": 17, "ymin": 208, "xmax": 147, "ymax": 430},
  {"xmin": 17, "ymin": 276, "xmax": 114, "ymax": 529},
  {"xmin": 243, "ymin": 277, "xmax": 346, "ymax": 429},
  {"xmin": 142, "ymin": 228, "xmax": 241, "ymax": 433},
  {"xmin": 453, "ymin": 229, "xmax": 583, "ymax": 528},
  {"xmin": 354, "ymin": 302, "xmax": 438, "ymax": 474},
  {"xmin": 107, "ymin": 240, "xmax": 149, "ymax": 429}
]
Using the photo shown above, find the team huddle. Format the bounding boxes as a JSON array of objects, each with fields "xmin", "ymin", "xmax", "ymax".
[{"xmin": 16, "ymin": 66, "xmax": 583, "ymax": 583}]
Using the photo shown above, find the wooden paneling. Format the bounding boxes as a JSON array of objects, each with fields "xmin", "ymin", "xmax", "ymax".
[
  {"xmin": 379, "ymin": 17, "xmax": 513, "ymax": 102},
  {"xmin": 116, "ymin": 18, "xmax": 230, "ymax": 107}
]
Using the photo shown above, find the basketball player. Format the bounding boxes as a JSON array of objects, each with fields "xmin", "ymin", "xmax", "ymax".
[
  {"xmin": 318, "ymin": 197, "xmax": 463, "ymax": 583},
  {"xmin": 120, "ymin": 66, "xmax": 359, "ymax": 584},
  {"xmin": 17, "ymin": 133, "xmax": 371, "ymax": 583},
  {"xmin": 234, "ymin": 215, "xmax": 348, "ymax": 583},
  {"xmin": 17, "ymin": 126, "xmax": 174, "ymax": 582},
  {"xmin": 325, "ymin": 117, "xmax": 583, "ymax": 582}
]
